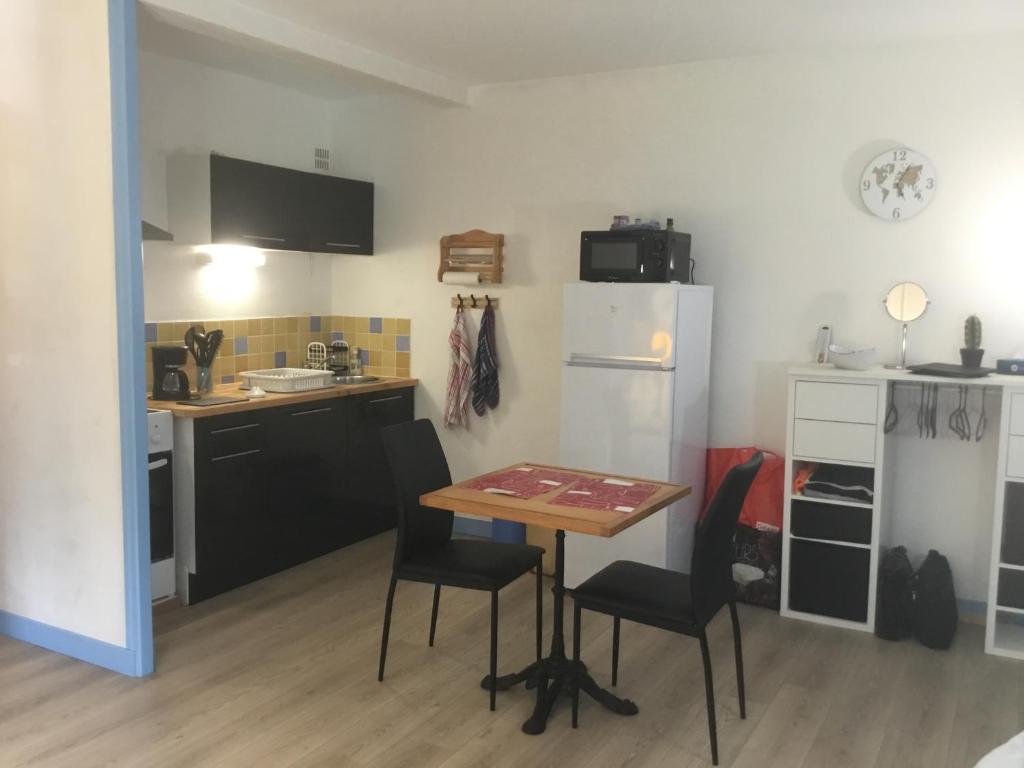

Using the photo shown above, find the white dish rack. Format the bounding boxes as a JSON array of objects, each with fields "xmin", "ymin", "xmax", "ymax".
[{"xmin": 237, "ymin": 368, "xmax": 335, "ymax": 393}]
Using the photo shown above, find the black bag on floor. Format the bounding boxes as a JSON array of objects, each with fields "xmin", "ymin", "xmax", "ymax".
[
  {"xmin": 732, "ymin": 523, "xmax": 781, "ymax": 609},
  {"xmin": 909, "ymin": 549, "xmax": 958, "ymax": 650},
  {"xmin": 876, "ymin": 546, "xmax": 914, "ymax": 640}
]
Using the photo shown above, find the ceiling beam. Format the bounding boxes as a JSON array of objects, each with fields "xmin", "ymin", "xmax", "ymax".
[{"xmin": 140, "ymin": 0, "xmax": 470, "ymax": 105}]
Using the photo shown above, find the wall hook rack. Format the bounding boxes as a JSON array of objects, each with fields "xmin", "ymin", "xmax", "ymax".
[{"xmin": 451, "ymin": 294, "xmax": 500, "ymax": 309}]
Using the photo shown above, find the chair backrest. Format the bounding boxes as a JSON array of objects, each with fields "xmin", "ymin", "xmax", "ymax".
[
  {"xmin": 690, "ymin": 451, "xmax": 764, "ymax": 625},
  {"xmin": 380, "ymin": 419, "xmax": 454, "ymax": 569}
]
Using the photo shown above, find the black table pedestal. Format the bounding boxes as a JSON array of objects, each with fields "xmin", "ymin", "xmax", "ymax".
[{"xmin": 480, "ymin": 529, "xmax": 638, "ymax": 734}]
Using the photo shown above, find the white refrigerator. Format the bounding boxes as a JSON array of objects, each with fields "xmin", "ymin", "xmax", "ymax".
[{"xmin": 560, "ymin": 282, "xmax": 713, "ymax": 588}]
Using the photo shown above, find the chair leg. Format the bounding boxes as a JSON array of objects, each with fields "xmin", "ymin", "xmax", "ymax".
[
  {"xmin": 429, "ymin": 584, "xmax": 441, "ymax": 647},
  {"xmin": 699, "ymin": 631, "xmax": 719, "ymax": 766},
  {"xmin": 377, "ymin": 574, "xmax": 398, "ymax": 682},
  {"xmin": 572, "ymin": 601, "xmax": 581, "ymax": 728},
  {"xmin": 489, "ymin": 590, "xmax": 499, "ymax": 712},
  {"xmin": 611, "ymin": 615, "xmax": 621, "ymax": 687},
  {"xmin": 729, "ymin": 600, "xmax": 746, "ymax": 720},
  {"xmin": 535, "ymin": 566, "xmax": 543, "ymax": 664}
]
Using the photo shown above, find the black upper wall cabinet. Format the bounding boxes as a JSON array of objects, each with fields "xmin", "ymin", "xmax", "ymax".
[
  {"xmin": 306, "ymin": 172, "xmax": 374, "ymax": 255},
  {"xmin": 209, "ymin": 154, "xmax": 374, "ymax": 255}
]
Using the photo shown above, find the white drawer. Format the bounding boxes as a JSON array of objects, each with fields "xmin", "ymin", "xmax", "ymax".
[
  {"xmin": 1008, "ymin": 436, "xmax": 1024, "ymax": 478},
  {"xmin": 794, "ymin": 381, "xmax": 878, "ymax": 424},
  {"xmin": 793, "ymin": 419, "xmax": 876, "ymax": 464},
  {"xmin": 1010, "ymin": 394, "xmax": 1024, "ymax": 436}
]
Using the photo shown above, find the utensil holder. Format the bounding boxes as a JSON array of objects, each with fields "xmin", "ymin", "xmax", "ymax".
[{"xmin": 197, "ymin": 366, "xmax": 213, "ymax": 393}]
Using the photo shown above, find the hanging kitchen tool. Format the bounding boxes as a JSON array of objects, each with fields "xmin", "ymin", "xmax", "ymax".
[
  {"xmin": 884, "ymin": 382, "xmax": 898, "ymax": 434},
  {"xmin": 921, "ymin": 385, "xmax": 929, "ymax": 438},
  {"xmin": 976, "ymin": 387, "xmax": 988, "ymax": 442},
  {"xmin": 949, "ymin": 385, "xmax": 972, "ymax": 441}
]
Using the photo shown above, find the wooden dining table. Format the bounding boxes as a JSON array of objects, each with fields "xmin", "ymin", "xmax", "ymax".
[{"xmin": 420, "ymin": 462, "xmax": 691, "ymax": 735}]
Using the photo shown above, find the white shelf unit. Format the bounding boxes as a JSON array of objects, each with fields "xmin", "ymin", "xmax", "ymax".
[
  {"xmin": 781, "ymin": 374, "xmax": 886, "ymax": 632},
  {"xmin": 991, "ymin": 611, "xmax": 1024, "ymax": 659},
  {"xmin": 783, "ymin": 366, "xmax": 1024, "ymax": 660},
  {"xmin": 988, "ymin": 409, "xmax": 1024, "ymax": 659}
]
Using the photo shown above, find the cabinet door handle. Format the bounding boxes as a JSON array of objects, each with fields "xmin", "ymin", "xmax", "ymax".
[
  {"xmin": 368, "ymin": 395, "xmax": 403, "ymax": 405},
  {"xmin": 210, "ymin": 423, "xmax": 260, "ymax": 436},
  {"xmin": 148, "ymin": 458, "xmax": 169, "ymax": 471},
  {"xmin": 324, "ymin": 242, "xmax": 361, "ymax": 248},
  {"xmin": 241, "ymin": 234, "xmax": 286, "ymax": 243},
  {"xmin": 211, "ymin": 448, "xmax": 261, "ymax": 463},
  {"xmin": 291, "ymin": 407, "xmax": 332, "ymax": 417}
]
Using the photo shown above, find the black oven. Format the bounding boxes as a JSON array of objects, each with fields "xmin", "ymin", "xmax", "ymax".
[
  {"xmin": 580, "ymin": 230, "xmax": 691, "ymax": 283},
  {"xmin": 149, "ymin": 451, "xmax": 173, "ymax": 562}
]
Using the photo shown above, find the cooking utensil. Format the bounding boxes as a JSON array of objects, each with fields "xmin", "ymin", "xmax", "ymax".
[
  {"xmin": 976, "ymin": 388, "xmax": 988, "ymax": 442},
  {"xmin": 185, "ymin": 324, "xmax": 224, "ymax": 368}
]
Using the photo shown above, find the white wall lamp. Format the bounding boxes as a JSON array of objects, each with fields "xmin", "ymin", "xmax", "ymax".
[{"xmin": 194, "ymin": 244, "xmax": 267, "ymax": 267}]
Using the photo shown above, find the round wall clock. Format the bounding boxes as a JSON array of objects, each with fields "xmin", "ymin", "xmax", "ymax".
[{"xmin": 860, "ymin": 147, "xmax": 936, "ymax": 221}]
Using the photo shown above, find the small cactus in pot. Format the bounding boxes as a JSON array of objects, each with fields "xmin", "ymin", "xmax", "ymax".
[{"xmin": 961, "ymin": 315, "xmax": 984, "ymax": 368}]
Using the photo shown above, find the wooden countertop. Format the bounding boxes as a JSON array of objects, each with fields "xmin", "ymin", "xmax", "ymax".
[{"xmin": 149, "ymin": 377, "xmax": 418, "ymax": 418}]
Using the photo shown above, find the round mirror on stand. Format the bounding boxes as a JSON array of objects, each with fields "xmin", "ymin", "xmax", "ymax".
[{"xmin": 883, "ymin": 281, "xmax": 929, "ymax": 369}]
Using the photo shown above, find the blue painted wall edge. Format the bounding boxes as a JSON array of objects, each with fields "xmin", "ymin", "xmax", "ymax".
[
  {"xmin": 109, "ymin": 0, "xmax": 154, "ymax": 675},
  {"xmin": 0, "ymin": 0, "xmax": 152, "ymax": 677},
  {"xmin": 0, "ymin": 610, "xmax": 139, "ymax": 677}
]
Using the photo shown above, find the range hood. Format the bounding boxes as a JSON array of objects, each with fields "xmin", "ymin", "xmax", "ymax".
[{"xmin": 142, "ymin": 220, "xmax": 173, "ymax": 241}]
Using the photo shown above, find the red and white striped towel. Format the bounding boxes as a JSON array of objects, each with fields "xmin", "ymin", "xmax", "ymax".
[{"xmin": 444, "ymin": 307, "xmax": 473, "ymax": 428}]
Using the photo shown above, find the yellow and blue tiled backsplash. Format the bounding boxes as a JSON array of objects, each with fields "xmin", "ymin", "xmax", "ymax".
[{"xmin": 144, "ymin": 314, "xmax": 411, "ymax": 391}]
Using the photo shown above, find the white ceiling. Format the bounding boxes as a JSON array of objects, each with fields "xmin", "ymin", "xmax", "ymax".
[
  {"xmin": 139, "ymin": 0, "xmax": 1024, "ymax": 103},
  {"xmin": 228, "ymin": 0, "xmax": 1024, "ymax": 83},
  {"xmin": 137, "ymin": 5, "xmax": 384, "ymax": 100}
]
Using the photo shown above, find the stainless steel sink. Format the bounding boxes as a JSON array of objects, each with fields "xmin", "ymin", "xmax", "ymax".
[{"xmin": 334, "ymin": 375, "xmax": 380, "ymax": 385}]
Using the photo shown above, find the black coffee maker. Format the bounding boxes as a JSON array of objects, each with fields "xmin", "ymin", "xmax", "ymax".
[{"xmin": 152, "ymin": 346, "xmax": 190, "ymax": 400}]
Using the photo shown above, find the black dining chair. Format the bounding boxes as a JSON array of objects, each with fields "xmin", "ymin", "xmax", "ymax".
[
  {"xmin": 569, "ymin": 452, "xmax": 763, "ymax": 765},
  {"xmin": 377, "ymin": 418, "xmax": 545, "ymax": 711}
]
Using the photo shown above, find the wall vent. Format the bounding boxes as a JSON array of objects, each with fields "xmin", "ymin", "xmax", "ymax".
[{"xmin": 314, "ymin": 147, "xmax": 330, "ymax": 170}]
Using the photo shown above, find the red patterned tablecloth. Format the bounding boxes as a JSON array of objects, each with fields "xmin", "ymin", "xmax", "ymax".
[
  {"xmin": 550, "ymin": 477, "xmax": 659, "ymax": 513},
  {"xmin": 463, "ymin": 466, "xmax": 587, "ymax": 499}
]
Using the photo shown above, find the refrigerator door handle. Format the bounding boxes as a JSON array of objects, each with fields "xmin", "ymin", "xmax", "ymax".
[{"xmin": 567, "ymin": 353, "xmax": 673, "ymax": 371}]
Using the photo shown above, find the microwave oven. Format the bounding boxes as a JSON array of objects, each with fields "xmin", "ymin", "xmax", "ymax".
[{"xmin": 579, "ymin": 230, "xmax": 691, "ymax": 283}]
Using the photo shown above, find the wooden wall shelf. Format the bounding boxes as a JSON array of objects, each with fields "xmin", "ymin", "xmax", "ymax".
[{"xmin": 438, "ymin": 229, "xmax": 504, "ymax": 284}]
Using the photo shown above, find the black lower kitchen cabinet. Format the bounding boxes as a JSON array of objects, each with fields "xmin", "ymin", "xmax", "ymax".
[
  {"xmin": 189, "ymin": 410, "xmax": 273, "ymax": 602},
  {"xmin": 184, "ymin": 387, "xmax": 414, "ymax": 604},
  {"xmin": 341, "ymin": 388, "xmax": 415, "ymax": 536}
]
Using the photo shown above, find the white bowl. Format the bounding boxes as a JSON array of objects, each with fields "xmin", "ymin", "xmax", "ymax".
[{"xmin": 829, "ymin": 344, "xmax": 877, "ymax": 370}]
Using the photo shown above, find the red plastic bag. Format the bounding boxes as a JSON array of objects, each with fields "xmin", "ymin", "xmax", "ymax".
[{"xmin": 701, "ymin": 447, "xmax": 784, "ymax": 531}]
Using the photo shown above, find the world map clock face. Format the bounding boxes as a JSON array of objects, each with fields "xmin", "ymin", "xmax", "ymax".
[{"xmin": 860, "ymin": 148, "xmax": 936, "ymax": 221}]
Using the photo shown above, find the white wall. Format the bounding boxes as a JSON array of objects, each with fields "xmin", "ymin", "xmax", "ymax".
[
  {"xmin": 0, "ymin": 1, "xmax": 127, "ymax": 645},
  {"xmin": 330, "ymin": 35, "xmax": 1024, "ymax": 598},
  {"xmin": 138, "ymin": 51, "xmax": 334, "ymax": 320}
]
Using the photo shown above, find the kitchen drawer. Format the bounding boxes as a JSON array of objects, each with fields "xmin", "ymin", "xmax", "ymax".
[
  {"xmin": 793, "ymin": 419, "xmax": 876, "ymax": 464},
  {"xmin": 1010, "ymin": 393, "xmax": 1024, "ymax": 436},
  {"xmin": 794, "ymin": 381, "xmax": 878, "ymax": 424},
  {"xmin": 790, "ymin": 498, "xmax": 872, "ymax": 545},
  {"xmin": 201, "ymin": 415, "xmax": 266, "ymax": 459},
  {"xmin": 1008, "ymin": 437, "xmax": 1024, "ymax": 479}
]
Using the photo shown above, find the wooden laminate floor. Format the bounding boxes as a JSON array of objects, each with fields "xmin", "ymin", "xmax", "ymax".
[{"xmin": 1, "ymin": 532, "xmax": 1020, "ymax": 767}]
